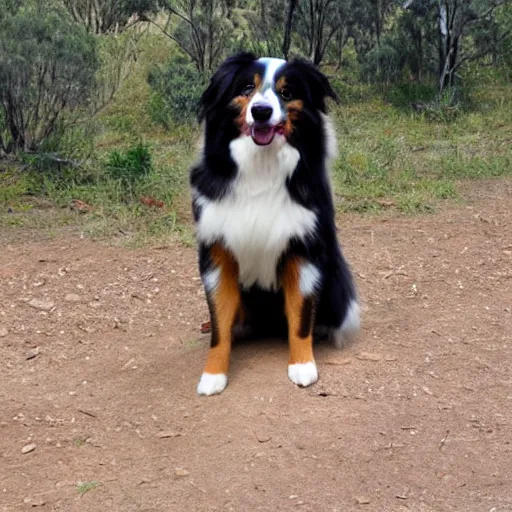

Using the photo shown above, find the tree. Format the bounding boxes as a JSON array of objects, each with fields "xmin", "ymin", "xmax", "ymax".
[
  {"xmin": 405, "ymin": 0, "xmax": 511, "ymax": 92},
  {"xmin": 0, "ymin": 0, "xmax": 98, "ymax": 154},
  {"xmin": 62, "ymin": 0, "xmax": 159, "ymax": 34},
  {"xmin": 349, "ymin": 0, "xmax": 397, "ymax": 61},
  {"xmin": 295, "ymin": 0, "xmax": 340, "ymax": 64},
  {"xmin": 144, "ymin": 0, "xmax": 235, "ymax": 72},
  {"xmin": 283, "ymin": 0, "xmax": 298, "ymax": 59}
]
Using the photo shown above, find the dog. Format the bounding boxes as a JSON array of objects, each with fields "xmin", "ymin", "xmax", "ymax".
[{"xmin": 190, "ymin": 52, "xmax": 360, "ymax": 395}]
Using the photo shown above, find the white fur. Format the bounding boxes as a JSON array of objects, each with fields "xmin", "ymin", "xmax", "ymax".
[
  {"xmin": 299, "ymin": 262, "xmax": 321, "ymax": 296},
  {"xmin": 288, "ymin": 362, "xmax": 318, "ymax": 387},
  {"xmin": 195, "ymin": 137, "xmax": 316, "ymax": 290},
  {"xmin": 197, "ymin": 373, "xmax": 228, "ymax": 396},
  {"xmin": 330, "ymin": 300, "xmax": 360, "ymax": 348},
  {"xmin": 202, "ymin": 267, "xmax": 220, "ymax": 294},
  {"xmin": 246, "ymin": 58, "xmax": 287, "ymax": 127},
  {"xmin": 258, "ymin": 57, "xmax": 286, "ymax": 85},
  {"xmin": 247, "ymin": 90, "xmax": 283, "ymax": 126},
  {"xmin": 321, "ymin": 113, "xmax": 338, "ymax": 162}
]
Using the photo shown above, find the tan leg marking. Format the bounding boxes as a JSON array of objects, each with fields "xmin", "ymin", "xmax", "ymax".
[
  {"xmin": 203, "ymin": 244, "xmax": 240, "ymax": 376},
  {"xmin": 281, "ymin": 257, "xmax": 315, "ymax": 365}
]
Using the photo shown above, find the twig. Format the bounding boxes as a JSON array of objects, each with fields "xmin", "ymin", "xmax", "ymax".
[
  {"xmin": 439, "ymin": 430, "xmax": 450, "ymax": 450},
  {"xmin": 78, "ymin": 409, "xmax": 97, "ymax": 418}
]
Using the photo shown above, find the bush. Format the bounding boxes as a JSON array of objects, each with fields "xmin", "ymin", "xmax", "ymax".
[
  {"xmin": 361, "ymin": 43, "xmax": 406, "ymax": 84},
  {"xmin": 0, "ymin": 0, "xmax": 99, "ymax": 154},
  {"xmin": 412, "ymin": 88, "xmax": 462, "ymax": 122},
  {"xmin": 106, "ymin": 143, "xmax": 152, "ymax": 191},
  {"xmin": 384, "ymin": 82, "xmax": 438, "ymax": 109},
  {"xmin": 147, "ymin": 58, "xmax": 207, "ymax": 128}
]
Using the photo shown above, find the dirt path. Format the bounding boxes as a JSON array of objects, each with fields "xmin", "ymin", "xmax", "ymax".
[{"xmin": 1, "ymin": 180, "xmax": 511, "ymax": 512}]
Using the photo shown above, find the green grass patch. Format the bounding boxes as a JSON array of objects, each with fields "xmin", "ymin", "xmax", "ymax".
[
  {"xmin": 331, "ymin": 80, "xmax": 512, "ymax": 213},
  {"xmin": 73, "ymin": 436, "xmax": 89, "ymax": 448},
  {"xmin": 77, "ymin": 481, "xmax": 100, "ymax": 496}
]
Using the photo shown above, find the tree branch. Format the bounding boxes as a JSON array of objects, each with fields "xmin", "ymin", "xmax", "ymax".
[{"xmin": 454, "ymin": 27, "xmax": 512, "ymax": 71}]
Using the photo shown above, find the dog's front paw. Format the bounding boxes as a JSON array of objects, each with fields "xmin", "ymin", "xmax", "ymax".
[
  {"xmin": 197, "ymin": 373, "xmax": 228, "ymax": 396},
  {"xmin": 288, "ymin": 362, "xmax": 318, "ymax": 387}
]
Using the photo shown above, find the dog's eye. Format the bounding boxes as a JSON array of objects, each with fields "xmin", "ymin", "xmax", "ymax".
[
  {"xmin": 241, "ymin": 84, "xmax": 255, "ymax": 96},
  {"xmin": 279, "ymin": 88, "xmax": 292, "ymax": 101}
]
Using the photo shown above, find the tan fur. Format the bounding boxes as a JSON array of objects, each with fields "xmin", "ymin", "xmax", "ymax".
[
  {"xmin": 203, "ymin": 244, "xmax": 240, "ymax": 375},
  {"xmin": 284, "ymin": 100, "xmax": 304, "ymax": 137},
  {"xmin": 276, "ymin": 76, "xmax": 286, "ymax": 92},
  {"xmin": 281, "ymin": 257, "xmax": 315, "ymax": 365}
]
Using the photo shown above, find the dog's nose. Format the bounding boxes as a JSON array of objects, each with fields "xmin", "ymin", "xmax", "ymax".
[{"xmin": 251, "ymin": 104, "xmax": 273, "ymax": 122}]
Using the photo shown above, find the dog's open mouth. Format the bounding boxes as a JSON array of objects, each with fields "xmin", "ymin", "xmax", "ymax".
[{"xmin": 250, "ymin": 123, "xmax": 285, "ymax": 146}]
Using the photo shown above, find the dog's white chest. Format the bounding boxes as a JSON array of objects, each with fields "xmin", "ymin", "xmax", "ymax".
[{"xmin": 195, "ymin": 137, "xmax": 317, "ymax": 289}]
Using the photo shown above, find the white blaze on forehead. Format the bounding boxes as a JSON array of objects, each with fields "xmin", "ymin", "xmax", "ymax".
[
  {"xmin": 247, "ymin": 58, "xmax": 287, "ymax": 127},
  {"xmin": 257, "ymin": 57, "xmax": 286, "ymax": 87}
]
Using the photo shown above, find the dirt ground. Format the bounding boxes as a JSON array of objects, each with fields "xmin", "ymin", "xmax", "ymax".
[{"xmin": 1, "ymin": 179, "xmax": 511, "ymax": 512}]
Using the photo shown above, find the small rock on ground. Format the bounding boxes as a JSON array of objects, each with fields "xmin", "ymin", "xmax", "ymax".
[
  {"xmin": 26, "ymin": 347, "xmax": 40, "ymax": 360},
  {"xmin": 23, "ymin": 497, "xmax": 45, "ymax": 507},
  {"xmin": 28, "ymin": 299, "xmax": 55, "ymax": 311},
  {"xmin": 21, "ymin": 443, "xmax": 36, "ymax": 454},
  {"xmin": 64, "ymin": 293, "xmax": 82, "ymax": 303}
]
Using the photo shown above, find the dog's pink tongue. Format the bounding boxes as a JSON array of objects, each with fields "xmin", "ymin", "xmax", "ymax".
[{"xmin": 251, "ymin": 125, "xmax": 275, "ymax": 146}]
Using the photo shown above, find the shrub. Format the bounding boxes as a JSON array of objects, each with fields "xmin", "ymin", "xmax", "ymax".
[
  {"xmin": 0, "ymin": 0, "xmax": 99, "ymax": 154},
  {"xmin": 147, "ymin": 58, "xmax": 207, "ymax": 128},
  {"xmin": 361, "ymin": 43, "xmax": 406, "ymax": 85},
  {"xmin": 106, "ymin": 143, "xmax": 152, "ymax": 191}
]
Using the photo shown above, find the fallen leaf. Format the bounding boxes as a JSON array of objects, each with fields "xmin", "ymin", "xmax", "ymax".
[
  {"xmin": 140, "ymin": 196, "xmax": 165, "ymax": 209},
  {"xmin": 70, "ymin": 199, "xmax": 92, "ymax": 213}
]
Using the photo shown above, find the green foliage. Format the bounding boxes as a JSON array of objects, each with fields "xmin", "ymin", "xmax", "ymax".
[
  {"xmin": 151, "ymin": 0, "xmax": 237, "ymax": 72},
  {"xmin": 92, "ymin": 32, "xmax": 140, "ymax": 116},
  {"xmin": 77, "ymin": 481, "xmax": 100, "ymax": 495},
  {"xmin": 62, "ymin": 0, "xmax": 158, "ymax": 34},
  {"xmin": 106, "ymin": 143, "xmax": 153, "ymax": 190},
  {"xmin": 384, "ymin": 83, "xmax": 438, "ymax": 109},
  {"xmin": 3, "ymin": 26, "xmax": 512, "ymax": 245},
  {"xmin": 0, "ymin": 0, "xmax": 98, "ymax": 154},
  {"xmin": 361, "ymin": 42, "xmax": 406, "ymax": 84},
  {"xmin": 0, "ymin": 168, "xmax": 33, "ymax": 207},
  {"xmin": 147, "ymin": 59, "xmax": 207, "ymax": 128},
  {"xmin": 330, "ymin": 79, "xmax": 512, "ymax": 213}
]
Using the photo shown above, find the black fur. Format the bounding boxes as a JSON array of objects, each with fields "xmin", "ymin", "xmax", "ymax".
[{"xmin": 191, "ymin": 53, "xmax": 358, "ymax": 340}]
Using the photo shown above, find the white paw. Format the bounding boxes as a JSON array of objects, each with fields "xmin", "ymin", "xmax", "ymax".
[
  {"xmin": 288, "ymin": 362, "xmax": 318, "ymax": 387},
  {"xmin": 197, "ymin": 373, "xmax": 228, "ymax": 396}
]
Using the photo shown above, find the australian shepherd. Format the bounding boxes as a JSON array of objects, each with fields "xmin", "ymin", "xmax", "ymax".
[{"xmin": 190, "ymin": 52, "xmax": 360, "ymax": 395}]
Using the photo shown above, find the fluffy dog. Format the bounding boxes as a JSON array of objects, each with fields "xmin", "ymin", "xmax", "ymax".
[{"xmin": 190, "ymin": 52, "xmax": 359, "ymax": 395}]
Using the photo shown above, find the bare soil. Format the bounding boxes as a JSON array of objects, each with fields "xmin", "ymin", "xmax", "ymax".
[{"xmin": 1, "ymin": 179, "xmax": 512, "ymax": 512}]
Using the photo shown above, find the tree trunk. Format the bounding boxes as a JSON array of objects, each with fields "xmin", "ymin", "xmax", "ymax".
[
  {"xmin": 336, "ymin": 25, "xmax": 348, "ymax": 69},
  {"xmin": 282, "ymin": 0, "xmax": 297, "ymax": 60}
]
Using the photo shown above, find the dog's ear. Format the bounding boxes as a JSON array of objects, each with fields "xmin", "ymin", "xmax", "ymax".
[
  {"xmin": 287, "ymin": 59, "xmax": 338, "ymax": 113},
  {"xmin": 198, "ymin": 52, "xmax": 257, "ymax": 122}
]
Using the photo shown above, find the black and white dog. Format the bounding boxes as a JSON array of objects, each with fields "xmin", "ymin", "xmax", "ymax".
[{"xmin": 190, "ymin": 53, "xmax": 359, "ymax": 395}]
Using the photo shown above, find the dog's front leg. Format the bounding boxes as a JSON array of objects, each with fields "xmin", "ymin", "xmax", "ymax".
[
  {"xmin": 197, "ymin": 244, "xmax": 240, "ymax": 396},
  {"xmin": 281, "ymin": 258, "xmax": 319, "ymax": 387}
]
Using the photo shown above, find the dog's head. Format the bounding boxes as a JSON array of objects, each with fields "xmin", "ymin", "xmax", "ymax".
[{"xmin": 199, "ymin": 53, "xmax": 337, "ymax": 148}]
